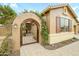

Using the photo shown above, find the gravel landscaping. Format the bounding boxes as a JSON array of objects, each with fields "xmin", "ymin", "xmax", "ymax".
[{"xmin": 43, "ymin": 38, "xmax": 79, "ymax": 50}]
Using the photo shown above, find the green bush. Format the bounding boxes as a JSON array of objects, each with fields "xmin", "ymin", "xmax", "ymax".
[
  {"xmin": 0, "ymin": 35, "xmax": 11, "ymax": 56},
  {"xmin": 29, "ymin": 11, "xmax": 49, "ymax": 44},
  {"xmin": 41, "ymin": 20, "xmax": 49, "ymax": 44},
  {"xmin": 22, "ymin": 10, "xmax": 49, "ymax": 44}
]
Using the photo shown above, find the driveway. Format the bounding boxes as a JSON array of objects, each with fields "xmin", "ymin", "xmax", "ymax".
[{"xmin": 20, "ymin": 41, "xmax": 79, "ymax": 56}]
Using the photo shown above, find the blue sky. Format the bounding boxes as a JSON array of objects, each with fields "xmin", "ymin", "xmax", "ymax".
[{"xmin": 1, "ymin": 3, "xmax": 79, "ymax": 18}]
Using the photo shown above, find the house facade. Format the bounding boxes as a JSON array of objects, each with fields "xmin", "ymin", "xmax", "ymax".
[{"xmin": 42, "ymin": 4, "xmax": 79, "ymax": 44}]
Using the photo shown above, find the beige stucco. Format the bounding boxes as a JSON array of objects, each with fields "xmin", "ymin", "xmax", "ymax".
[
  {"xmin": 0, "ymin": 27, "xmax": 8, "ymax": 36},
  {"xmin": 42, "ymin": 12, "xmax": 50, "ymax": 32},
  {"xmin": 49, "ymin": 32, "xmax": 75, "ymax": 44},
  {"xmin": 31, "ymin": 24, "xmax": 37, "ymax": 40},
  {"xmin": 12, "ymin": 12, "xmax": 41, "ymax": 55}
]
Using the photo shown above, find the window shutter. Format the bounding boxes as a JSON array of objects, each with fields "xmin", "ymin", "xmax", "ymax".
[
  {"xmin": 56, "ymin": 17, "xmax": 60, "ymax": 33},
  {"xmin": 69, "ymin": 20, "xmax": 72, "ymax": 32}
]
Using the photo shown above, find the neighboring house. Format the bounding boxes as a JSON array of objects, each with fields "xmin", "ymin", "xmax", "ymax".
[{"xmin": 41, "ymin": 4, "xmax": 79, "ymax": 44}]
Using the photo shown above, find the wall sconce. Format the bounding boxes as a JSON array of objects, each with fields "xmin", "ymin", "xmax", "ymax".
[{"xmin": 13, "ymin": 24, "xmax": 18, "ymax": 29}]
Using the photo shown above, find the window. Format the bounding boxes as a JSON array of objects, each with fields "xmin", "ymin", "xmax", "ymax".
[{"xmin": 56, "ymin": 17, "xmax": 72, "ymax": 33}]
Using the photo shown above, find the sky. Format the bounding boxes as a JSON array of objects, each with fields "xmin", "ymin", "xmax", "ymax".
[{"xmin": 0, "ymin": 3, "xmax": 79, "ymax": 18}]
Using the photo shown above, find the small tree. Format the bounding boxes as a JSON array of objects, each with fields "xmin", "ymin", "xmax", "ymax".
[
  {"xmin": 29, "ymin": 10, "xmax": 49, "ymax": 44},
  {"xmin": 0, "ymin": 5, "xmax": 17, "ymax": 35},
  {"xmin": 0, "ymin": 5, "xmax": 17, "ymax": 24}
]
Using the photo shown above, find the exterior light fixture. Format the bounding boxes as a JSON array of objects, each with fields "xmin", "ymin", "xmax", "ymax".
[{"xmin": 13, "ymin": 24, "xmax": 18, "ymax": 29}]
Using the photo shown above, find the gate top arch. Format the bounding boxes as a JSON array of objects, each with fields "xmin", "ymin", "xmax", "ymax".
[{"xmin": 12, "ymin": 12, "xmax": 41, "ymax": 28}]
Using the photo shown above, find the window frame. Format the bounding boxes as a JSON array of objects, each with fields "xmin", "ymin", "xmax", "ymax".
[{"xmin": 56, "ymin": 17, "xmax": 72, "ymax": 33}]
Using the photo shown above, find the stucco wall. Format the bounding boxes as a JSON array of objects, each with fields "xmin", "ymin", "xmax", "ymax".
[
  {"xmin": 49, "ymin": 8, "xmax": 64, "ymax": 34},
  {"xmin": 42, "ymin": 12, "xmax": 50, "ymax": 32},
  {"xmin": 0, "ymin": 26, "xmax": 11, "ymax": 36},
  {"xmin": 31, "ymin": 24, "xmax": 37, "ymax": 40},
  {"xmin": 49, "ymin": 32, "xmax": 75, "ymax": 44},
  {"xmin": 0, "ymin": 27, "xmax": 7, "ymax": 36}
]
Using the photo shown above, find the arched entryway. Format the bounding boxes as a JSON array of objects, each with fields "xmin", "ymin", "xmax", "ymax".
[
  {"xmin": 12, "ymin": 13, "xmax": 41, "ymax": 55},
  {"xmin": 20, "ymin": 18, "xmax": 40, "ymax": 46}
]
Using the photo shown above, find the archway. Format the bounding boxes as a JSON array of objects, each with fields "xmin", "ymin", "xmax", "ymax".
[
  {"xmin": 12, "ymin": 13, "xmax": 41, "ymax": 55},
  {"xmin": 20, "ymin": 18, "xmax": 40, "ymax": 46}
]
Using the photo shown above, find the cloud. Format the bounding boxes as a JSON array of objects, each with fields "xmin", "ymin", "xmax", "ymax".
[
  {"xmin": 71, "ymin": 5, "xmax": 79, "ymax": 21},
  {"xmin": 9, "ymin": 3, "xmax": 18, "ymax": 8},
  {"xmin": 9, "ymin": 3, "xmax": 21, "ymax": 14},
  {"xmin": 72, "ymin": 6, "xmax": 79, "ymax": 12},
  {"xmin": 0, "ymin": 3, "xmax": 9, "ymax": 6},
  {"xmin": 72, "ymin": 6, "xmax": 79, "ymax": 14},
  {"xmin": 1, "ymin": 3, "xmax": 18, "ymax": 9}
]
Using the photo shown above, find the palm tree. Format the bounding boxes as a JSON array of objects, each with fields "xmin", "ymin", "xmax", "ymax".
[
  {"xmin": 0, "ymin": 5, "xmax": 17, "ymax": 24},
  {"xmin": 0, "ymin": 5, "xmax": 17, "ymax": 35},
  {"xmin": 0, "ymin": 5, "xmax": 17, "ymax": 55}
]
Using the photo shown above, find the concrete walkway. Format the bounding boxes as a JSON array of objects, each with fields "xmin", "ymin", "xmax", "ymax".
[
  {"xmin": 20, "ymin": 40, "xmax": 79, "ymax": 56},
  {"xmin": 22, "ymin": 33, "xmax": 36, "ymax": 45}
]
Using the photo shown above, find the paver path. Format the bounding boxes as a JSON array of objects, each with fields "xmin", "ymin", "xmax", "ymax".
[
  {"xmin": 20, "ymin": 41, "xmax": 79, "ymax": 56},
  {"xmin": 22, "ymin": 33, "xmax": 36, "ymax": 45}
]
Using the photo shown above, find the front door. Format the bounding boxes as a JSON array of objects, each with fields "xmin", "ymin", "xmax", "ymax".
[{"xmin": 74, "ymin": 25, "xmax": 76, "ymax": 34}]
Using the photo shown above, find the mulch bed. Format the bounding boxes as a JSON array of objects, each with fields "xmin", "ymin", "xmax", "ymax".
[{"xmin": 43, "ymin": 38, "xmax": 79, "ymax": 50}]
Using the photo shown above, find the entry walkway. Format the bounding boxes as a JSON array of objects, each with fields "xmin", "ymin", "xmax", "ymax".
[
  {"xmin": 20, "ymin": 41, "xmax": 79, "ymax": 56},
  {"xmin": 22, "ymin": 33, "xmax": 37, "ymax": 45}
]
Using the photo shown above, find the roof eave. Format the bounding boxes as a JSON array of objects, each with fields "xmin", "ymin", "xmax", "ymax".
[{"xmin": 41, "ymin": 4, "xmax": 78, "ymax": 18}]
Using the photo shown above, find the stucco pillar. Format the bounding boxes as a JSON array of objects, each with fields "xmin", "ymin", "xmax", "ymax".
[
  {"xmin": 39, "ymin": 25, "xmax": 42, "ymax": 44},
  {"xmin": 12, "ymin": 25, "xmax": 20, "ymax": 55}
]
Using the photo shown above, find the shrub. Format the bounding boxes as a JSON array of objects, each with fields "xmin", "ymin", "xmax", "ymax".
[
  {"xmin": 41, "ymin": 21, "xmax": 49, "ymax": 44},
  {"xmin": 29, "ymin": 11, "xmax": 49, "ymax": 44},
  {"xmin": 0, "ymin": 35, "xmax": 11, "ymax": 56}
]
